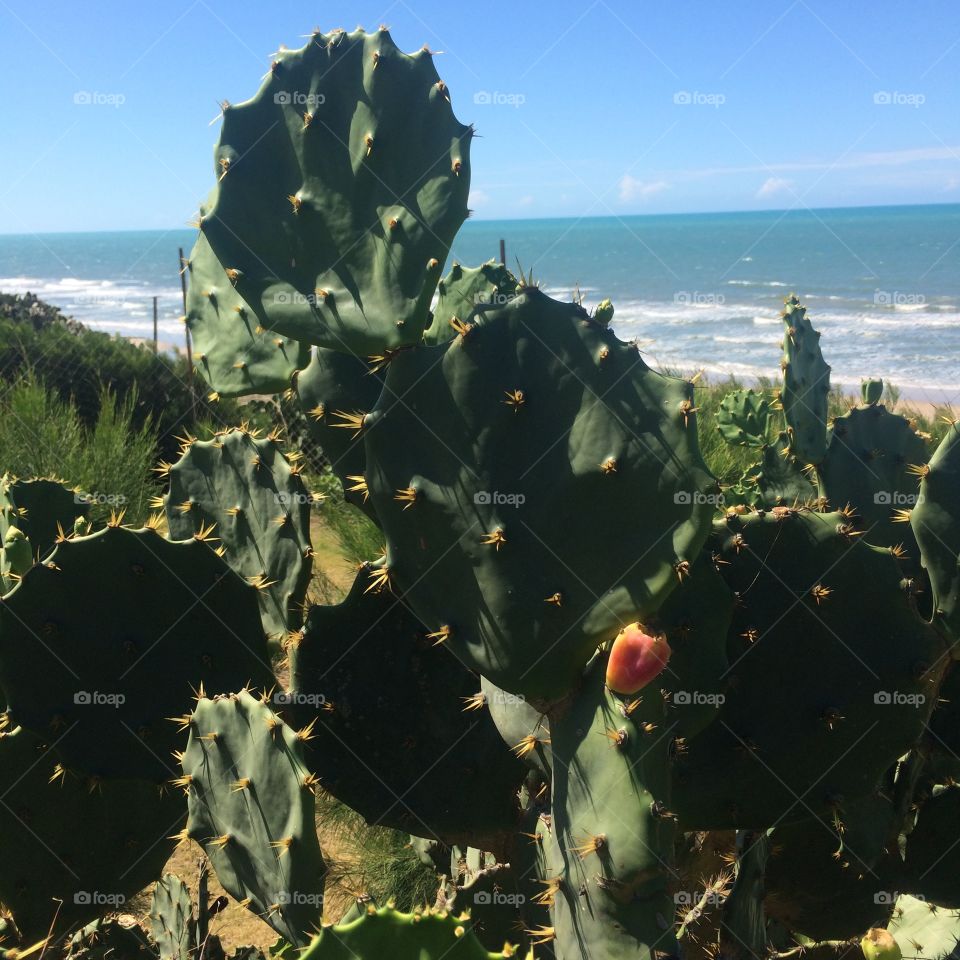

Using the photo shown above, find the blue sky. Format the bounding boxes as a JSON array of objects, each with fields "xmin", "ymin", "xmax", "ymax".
[{"xmin": 0, "ymin": 0, "xmax": 958, "ymax": 232}]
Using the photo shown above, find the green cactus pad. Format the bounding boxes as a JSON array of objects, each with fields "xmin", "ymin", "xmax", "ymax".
[
  {"xmin": 546, "ymin": 654, "xmax": 678, "ymax": 960},
  {"xmin": 818, "ymin": 403, "xmax": 928, "ymax": 553},
  {"xmin": 0, "ymin": 725, "xmax": 184, "ymax": 941},
  {"xmin": 779, "ymin": 296, "xmax": 830, "ymax": 465},
  {"xmin": 862, "ymin": 378, "xmax": 884, "ymax": 406},
  {"xmin": 887, "ymin": 895, "xmax": 960, "ymax": 960},
  {"xmin": 717, "ymin": 389, "xmax": 772, "ymax": 448},
  {"xmin": 911, "ymin": 422, "xmax": 960, "ymax": 647},
  {"xmin": 288, "ymin": 570, "xmax": 524, "ymax": 843},
  {"xmin": 0, "ymin": 474, "xmax": 88, "ymax": 562},
  {"xmin": 150, "ymin": 873, "xmax": 194, "ymax": 960},
  {"xmin": 184, "ymin": 231, "xmax": 308, "ymax": 399},
  {"xmin": 763, "ymin": 793, "xmax": 898, "ymax": 940},
  {"xmin": 202, "ymin": 27, "xmax": 471, "ymax": 355},
  {"xmin": 672, "ymin": 509, "xmax": 947, "ymax": 829},
  {"xmin": 0, "ymin": 524, "xmax": 273, "ymax": 781},
  {"xmin": 423, "ymin": 261, "xmax": 518, "ymax": 346},
  {"xmin": 165, "ymin": 427, "xmax": 315, "ymax": 645},
  {"xmin": 724, "ymin": 431, "xmax": 817, "ymax": 509},
  {"xmin": 364, "ymin": 288, "xmax": 717, "ymax": 698},
  {"xmin": 0, "ymin": 525, "xmax": 32, "ymax": 595},
  {"xmin": 299, "ymin": 905, "xmax": 515, "ymax": 959},
  {"xmin": 295, "ymin": 348, "xmax": 383, "ymax": 512},
  {"xmin": 180, "ymin": 690, "xmax": 326, "ymax": 947}
]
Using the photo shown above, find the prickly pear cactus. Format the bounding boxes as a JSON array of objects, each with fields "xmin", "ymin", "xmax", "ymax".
[
  {"xmin": 779, "ymin": 295, "xmax": 831, "ymax": 465},
  {"xmin": 164, "ymin": 427, "xmax": 316, "ymax": 646},
  {"xmin": 887, "ymin": 895, "xmax": 960, "ymax": 960},
  {"xmin": 423, "ymin": 261, "xmax": 519, "ymax": 345},
  {"xmin": 672, "ymin": 508, "xmax": 947, "ymax": 828},
  {"xmin": 288, "ymin": 569, "xmax": 524, "ymax": 843},
  {"xmin": 716, "ymin": 389, "xmax": 772, "ymax": 448},
  {"xmin": 184, "ymin": 231, "xmax": 309, "ymax": 399},
  {"xmin": 0, "ymin": 474, "xmax": 88, "ymax": 561},
  {"xmin": 365, "ymin": 288, "xmax": 716, "ymax": 698},
  {"xmin": 723, "ymin": 431, "xmax": 817, "ymax": 509},
  {"xmin": 545, "ymin": 655, "xmax": 678, "ymax": 960},
  {"xmin": 0, "ymin": 725, "xmax": 184, "ymax": 941},
  {"xmin": 911, "ymin": 420, "xmax": 960, "ymax": 648},
  {"xmin": 295, "ymin": 348, "xmax": 383, "ymax": 512},
  {"xmin": 818, "ymin": 400, "xmax": 928, "ymax": 553},
  {"xmin": 179, "ymin": 691, "xmax": 326, "ymax": 947},
  {"xmin": 150, "ymin": 873, "xmax": 194, "ymax": 960},
  {"xmin": 0, "ymin": 523, "xmax": 273, "ymax": 781},
  {"xmin": 299, "ymin": 904, "xmax": 516, "ymax": 959},
  {"xmin": 0, "ymin": 524, "xmax": 32, "ymax": 593},
  {"xmin": 201, "ymin": 27, "xmax": 472, "ymax": 354}
]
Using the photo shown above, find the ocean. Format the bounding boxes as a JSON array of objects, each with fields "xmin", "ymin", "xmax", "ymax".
[{"xmin": 1, "ymin": 204, "xmax": 958, "ymax": 401}]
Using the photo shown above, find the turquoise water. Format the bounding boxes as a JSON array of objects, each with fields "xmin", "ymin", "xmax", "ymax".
[{"xmin": 1, "ymin": 204, "xmax": 958, "ymax": 398}]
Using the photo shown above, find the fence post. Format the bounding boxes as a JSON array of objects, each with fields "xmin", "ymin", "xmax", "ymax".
[
  {"xmin": 178, "ymin": 246, "xmax": 195, "ymax": 424},
  {"xmin": 152, "ymin": 296, "xmax": 158, "ymax": 355},
  {"xmin": 499, "ymin": 237, "xmax": 506, "ymax": 265}
]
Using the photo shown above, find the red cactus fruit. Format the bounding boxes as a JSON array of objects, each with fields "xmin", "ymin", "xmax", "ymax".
[{"xmin": 605, "ymin": 624, "xmax": 671, "ymax": 695}]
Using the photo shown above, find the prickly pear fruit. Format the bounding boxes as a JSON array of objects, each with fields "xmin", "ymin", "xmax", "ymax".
[
  {"xmin": 605, "ymin": 623, "xmax": 671, "ymax": 694},
  {"xmin": 861, "ymin": 927, "xmax": 902, "ymax": 960}
]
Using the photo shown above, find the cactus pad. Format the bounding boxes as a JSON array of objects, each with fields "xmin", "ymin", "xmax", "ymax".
[
  {"xmin": 0, "ymin": 524, "xmax": 273, "ymax": 780},
  {"xmin": 779, "ymin": 296, "xmax": 830, "ymax": 465},
  {"xmin": 165, "ymin": 428, "xmax": 315, "ymax": 645},
  {"xmin": 0, "ymin": 474, "xmax": 88, "ymax": 562},
  {"xmin": 180, "ymin": 691, "xmax": 326, "ymax": 946},
  {"xmin": 716, "ymin": 389, "xmax": 772, "ymax": 448},
  {"xmin": 202, "ymin": 27, "xmax": 471, "ymax": 354},
  {"xmin": 184, "ymin": 231, "xmax": 308, "ymax": 399},
  {"xmin": 423, "ymin": 261, "xmax": 518, "ymax": 346},
  {"xmin": 0, "ymin": 725, "xmax": 184, "ymax": 941},
  {"xmin": 672, "ymin": 508, "xmax": 947, "ymax": 828},
  {"xmin": 365, "ymin": 288, "xmax": 716, "ymax": 697},
  {"xmin": 299, "ymin": 904, "xmax": 515, "ymax": 959},
  {"xmin": 911, "ymin": 422, "xmax": 960, "ymax": 647}
]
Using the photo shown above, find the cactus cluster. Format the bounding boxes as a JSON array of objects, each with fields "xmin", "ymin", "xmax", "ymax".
[{"xmin": 1, "ymin": 21, "xmax": 959, "ymax": 960}]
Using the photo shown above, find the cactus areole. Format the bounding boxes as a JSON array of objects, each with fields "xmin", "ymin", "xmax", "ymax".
[{"xmin": 605, "ymin": 623, "xmax": 672, "ymax": 694}]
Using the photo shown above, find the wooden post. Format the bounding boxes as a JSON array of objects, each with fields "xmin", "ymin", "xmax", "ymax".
[
  {"xmin": 152, "ymin": 296, "xmax": 158, "ymax": 354},
  {"xmin": 178, "ymin": 246, "xmax": 195, "ymax": 423},
  {"xmin": 499, "ymin": 237, "xmax": 506, "ymax": 266}
]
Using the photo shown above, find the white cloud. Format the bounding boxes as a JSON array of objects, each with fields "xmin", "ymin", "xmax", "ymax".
[
  {"xmin": 619, "ymin": 176, "xmax": 670, "ymax": 203},
  {"xmin": 517, "ymin": 195, "xmax": 535, "ymax": 207},
  {"xmin": 468, "ymin": 188, "xmax": 490, "ymax": 208},
  {"xmin": 756, "ymin": 176, "xmax": 795, "ymax": 198}
]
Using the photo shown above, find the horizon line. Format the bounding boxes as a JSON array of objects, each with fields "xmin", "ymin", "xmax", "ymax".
[{"xmin": 1, "ymin": 200, "xmax": 957, "ymax": 239}]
